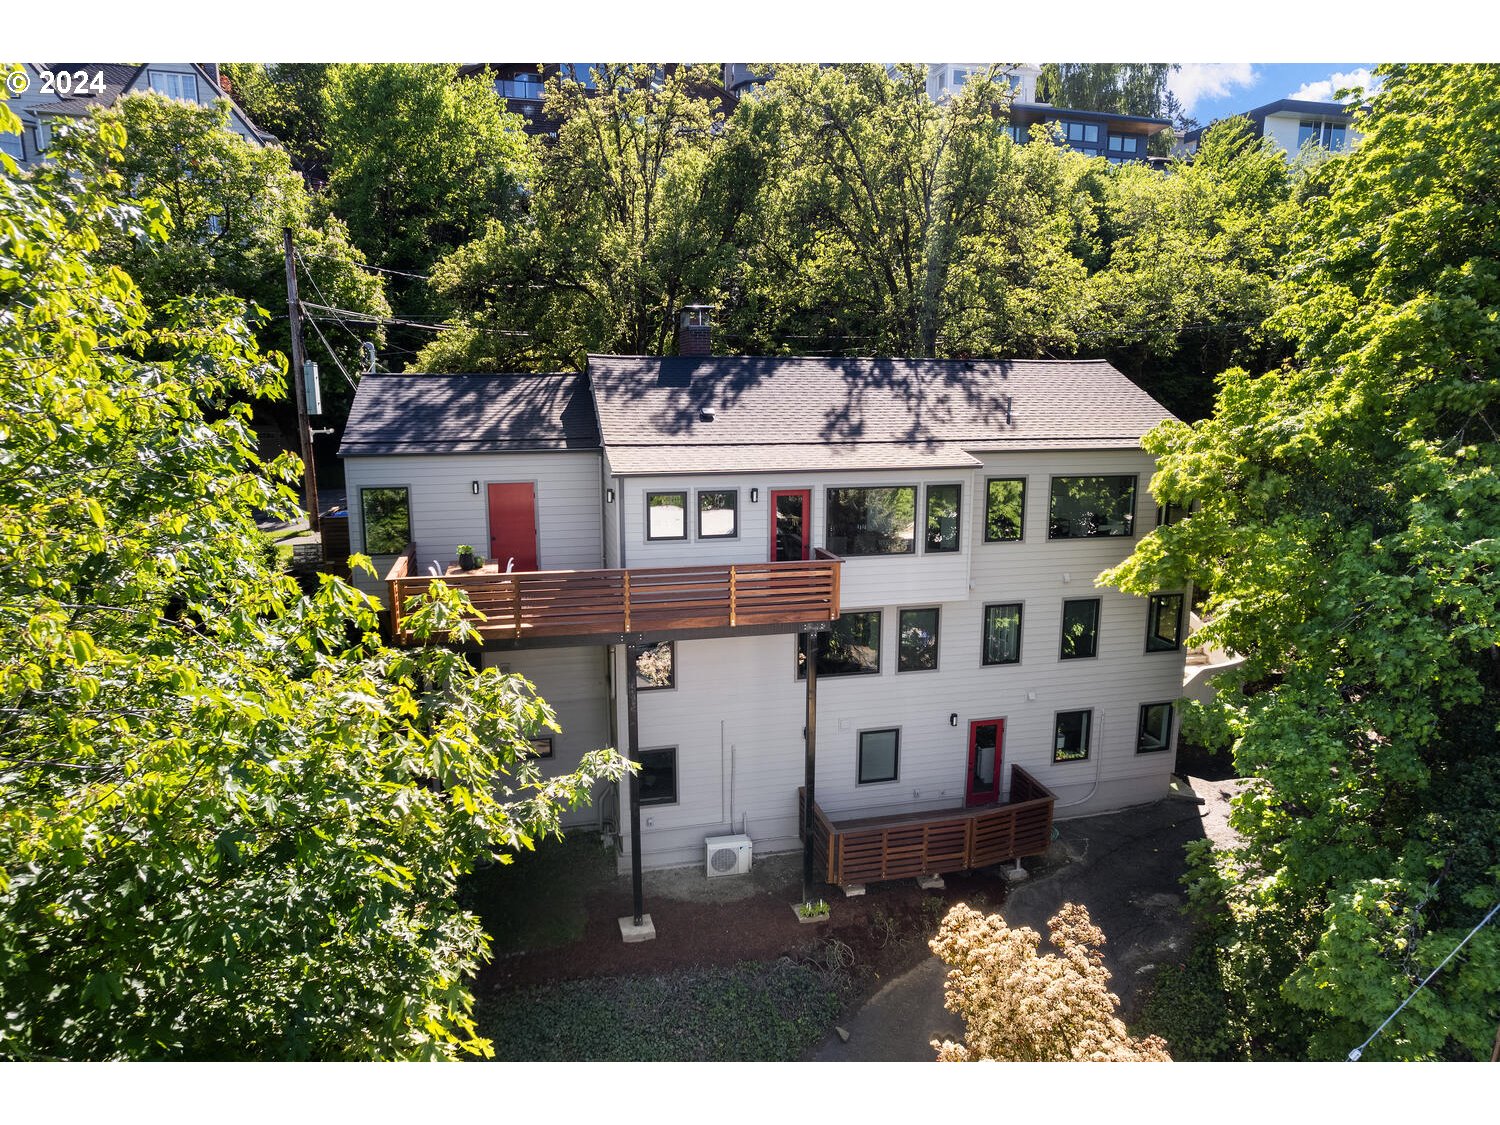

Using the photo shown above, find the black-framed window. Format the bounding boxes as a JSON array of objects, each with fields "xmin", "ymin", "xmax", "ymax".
[
  {"xmin": 1062, "ymin": 120, "xmax": 1099, "ymax": 144},
  {"xmin": 924, "ymin": 484, "xmax": 961, "ymax": 553},
  {"xmin": 646, "ymin": 491, "xmax": 687, "ymax": 541},
  {"xmin": 1060, "ymin": 598, "xmax": 1101, "ymax": 660},
  {"xmin": 825, "ymin": 486, "xmax": 916, "ymax": 556},
  {"xmin": 696, "ymin": 489, "xmax": 738, "ymax": 539},
  {"xmin": 631, "ymin": 641, "xmax": 675, "ymax": 689},
  {"xmin": 982, "ymin": 603, "xmax": 1023, "ymax": 666},
  {"xmin": 528, "ymin": 737, "xmax": 554, "ymax": 759},
  {"xmin": 1137, "ymin": 703, "xmax": 1174, "ymax": 753},
  {"xmin": 360, "ymin": 486, "xmax": 411, "ymax": 554},
  {"xmin": 984, "ymin": 478, "xmax": 1025, "ymax": 542},
  {"xmin": 1048, "ymin": 475, "xmax": 1137, "ymax": 539},
  {"xmin": 797, "ymin": 611, "xmax": 881, "ymax": 678},
  {"xmin": 1146, "ymin": 593, "xmax": 1185, "ymax": 653},
  {"xmin": 1155, "ymin": 502, "xmax": 1187, "ymax": 527},
  {"xmin": 857, "ymin": 728, "xmax": 900, "ymax": 784},
  {"xmin": 1107, "ymin": 134, "xmax": 1139, "ymax": 154},
  {"xmin": 897, "ymin": 608, "xmax": 940, "ymax": 672},
  {"xmin": 637, "ymin": 748, "xmax": 677, "ymax": 806},
  {"xmin": 1054, "ymin": 710, "xmax": 1092, "ymax": 762}
]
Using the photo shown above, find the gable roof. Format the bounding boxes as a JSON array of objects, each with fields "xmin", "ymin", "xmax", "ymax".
[
  {"xmin": 589, "ymin": 355, "xmax": 1175, "ymax": 475},
  {"xmin": 24, "ymin": 63, "xmax": 273, "ymax": 143},
  {"xmin": 338, "ymin": 373, "xmax": 599, "ymax": 456}
]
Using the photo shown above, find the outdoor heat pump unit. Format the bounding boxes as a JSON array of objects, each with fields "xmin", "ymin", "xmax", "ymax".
[{"xmin": 704, "ymin": 834, "xmax": 753, "ymax": 878}]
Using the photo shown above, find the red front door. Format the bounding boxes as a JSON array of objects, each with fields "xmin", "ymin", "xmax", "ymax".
[
  {"xmin": 487, "ymin": 483, "xmax": 538, "ymax": 571},
  {"xmin": 769, "ymin": 489, "xmax": 811, "ymax": 561},
  {"xmin": 966, "ymin": 719, "xmax": 1004, "ymax": 807}
]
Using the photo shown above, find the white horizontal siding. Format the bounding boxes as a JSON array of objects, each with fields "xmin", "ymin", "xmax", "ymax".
[
  {"xmin": 481, "ymin": 646, "xmax": 614, "ymax": 829},
  {"xmin": 342, "ymin": 451, "xmax": 604, "ymax": 600}
]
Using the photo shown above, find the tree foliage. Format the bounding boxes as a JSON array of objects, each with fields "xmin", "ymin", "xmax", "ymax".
[
  {"xmin": 1105, "ymin": 63, "xmax": 1500, "ymax": 1060},
  {"xmin": 1036, "ymin": 64, "xmax": 1176, "ymax": 119},
  {"xmin": 220, "ymin": 63, "xmax": 333, "ymax": 185},
  {"xmin": 0, "ymin": 122, "xmax": 625, "ymax": 1059},
  {"xmin": 40, "ymin": 92, "xmax": 388, "ymax": 425},
  {"xmin": 930, "ymin": 902, "xmax": 1172, "ymax": 1061}
]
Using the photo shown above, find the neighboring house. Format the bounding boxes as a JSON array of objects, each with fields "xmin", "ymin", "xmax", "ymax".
[
  {"xmin": 339, "ymin": 314, "xmax": 1188, "ymax": 924},
  {"xmin": 3, "ymin": 63, "xmax": 273, "ymax": 171},
  {"xmin": 1177, "ymin": 97, "xmax": 1361, "ymax": 159}
]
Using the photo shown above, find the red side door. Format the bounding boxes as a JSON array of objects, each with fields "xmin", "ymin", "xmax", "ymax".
[
  {"xmin": 487, "ymin": 483, "xmax": 538, "ymax": 571},
  {"xmin": 966, "ymin": 719, "xmax": 1004, "ymax": 807},
  {"xmin": 769, "ymin": 489, "xmax": 811, "ymax": 561}
]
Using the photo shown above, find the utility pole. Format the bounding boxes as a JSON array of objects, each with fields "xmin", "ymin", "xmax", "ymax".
[{"xmin": 282, "ymin": 229, "xmax": 321, "ymax": 538}]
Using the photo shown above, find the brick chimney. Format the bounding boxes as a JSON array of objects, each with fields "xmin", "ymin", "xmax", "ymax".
[{"xmin": 679, "ymin": 305, "xmax": 713, "ymax": 357}]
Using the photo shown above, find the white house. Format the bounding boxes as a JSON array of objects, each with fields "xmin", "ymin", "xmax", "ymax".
[
  {"xmin": 339, "ymin": 313, "xmax": 1188, "ymax": 931},
  {"xmin": 1177, "ymin": 97, "xmax": 1361, "ymax": 159},
  {"xmin": 2, "ymin": 63, "xmax": 271, "ymax": 171}
]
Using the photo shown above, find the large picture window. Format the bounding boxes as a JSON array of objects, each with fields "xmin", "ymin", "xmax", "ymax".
[
  {"xmin": 825, "ymin": 486, "xmax": 916, "ymax": 556},
  {"xmin": 924, "ymin": 484, "xmax": 960, "ymax": 553},
  {"xmin": 984, "ymin": 478, "xmax": 1025, "ymax": 541},
  {"xmin": 797, "ymin": 611, "xmax": 881, "ymax": 678},
  {"xmin": 897, "ymin": 608, "xmax": 940, "ymax": 672},
  {"xmin": 696, "ymin": 489, "xmax": 738, "ymax": 539},
  {"xmin": 631, "ymin": 641, "xmax": 675, "ymax": 690},
  {"xmin": 646, "ymin": 491, "xmax": 687, "ymax": 541},
  {"xmin": 1146, "ymin": 593, "xmax": 1185, "ymax": 652},
  {"xmin": 1137, "ymin": 703, "xmax": 1174, "ymax": 753},
  {"xmin": 857, "ymin": 728, "xmax": 900, "ymax": 784},
  {"xmin": 1053, "ymin": 710, "xmax": 1092, "ymax": 762},
  {"xmin": 982, "ymin": 603, "xmax": 1023, "ymax": 666},
  {"xmin": 1060, "ymin": 598, "xmax": 1101, "ymax": 660},
  {"xmin": 1048, "ymin": 475, "xmax": 1137, "ymax": 539},
  {"xmin": 637, "ymin": 748, "xmax": 677, "ymax": 806},
  {"xmin": 360, "ymin": 486, "xmax": 411, "ymax": 554}
]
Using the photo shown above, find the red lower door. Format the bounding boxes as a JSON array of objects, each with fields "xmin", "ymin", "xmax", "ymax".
[
  {"xmin": 966, "ymin": 719, "xmax": 1004, "ymax": 806},
  {"xmin": 487, "ymin": 483, "xmax": 538, "ymax": 571}
]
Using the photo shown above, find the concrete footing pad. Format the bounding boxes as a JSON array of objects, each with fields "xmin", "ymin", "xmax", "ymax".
[
  {"xmin": 1002, "ymin": 861, "xmax": 1030, "ymax": 884},
  {"xmin": 618, "ymin": 914, "xmax": 656, "ymax": 942},
  {"xmin": 915, "ymin": 874, "xmax": 945, "ymax": 890},
  {"xmin": 841, "ymin": 883, "xmax": 867, "ymax": 897}
]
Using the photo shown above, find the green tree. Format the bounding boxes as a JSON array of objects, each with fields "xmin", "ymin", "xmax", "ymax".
[
  {"xmin": 0, "ymin": 113, "xmax": 625, "ymax": 1060},
  {"xmin": 416, "ymin": 63, "xmax": 754, "ymax": 372},
  {"xmin": 1037, "ymin": 65, "xmax": 1179, "ymax": 154},
  {"xmin": 220, "ymin": 63, "xmax": 333, "ymax": 184},
  {"xmin": 1104, "ymin": 63, "xmax": 1500, "ymax": 1060},
  {"xmin": 41, "ymin": 92, "xmax": 388, "ymax": 427}
]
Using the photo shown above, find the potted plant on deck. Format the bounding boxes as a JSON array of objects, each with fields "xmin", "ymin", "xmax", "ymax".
[{"xmin": 456, "ymin": 544, "xmax": 480, "ymax": 571}]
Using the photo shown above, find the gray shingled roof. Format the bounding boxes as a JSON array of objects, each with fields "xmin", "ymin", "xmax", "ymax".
[
  {"xmin": 589, "ymin": 355, "xmax": 1175, "ymax": 475},
  {"xmin": 338, "ymin": 373, "xmax": 599, "ymax": 456}
]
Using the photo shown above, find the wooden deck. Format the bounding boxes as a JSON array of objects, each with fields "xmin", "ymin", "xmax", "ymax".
[
  {"xmin": 385, "ymin": 544, "xmax": 842, "ymax": 647},
  {"xmin": 799, "ymin": 766, "xmax": 1056, "ymax": 886}
]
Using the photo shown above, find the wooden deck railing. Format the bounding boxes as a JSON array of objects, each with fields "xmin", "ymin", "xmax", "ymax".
[
  {"xmin": 386, "ymin": 543, "xmax": 841, "ymax": 646},
  {"xmin": 799, "ymin": 765, "xmax": 1057, "ymax": 886}
]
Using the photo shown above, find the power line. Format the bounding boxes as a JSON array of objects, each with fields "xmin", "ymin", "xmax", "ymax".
[
  {"xmin": 299, "ymin": 303, "xmax": 358, "ymax": 390},
  {"xmin": 297, "ymin": 247, "xmax": 432, "ymax": 282},
  {"xmin": 1347, "ymin": 899, "xmax": 1500, "ymax": 1061}
]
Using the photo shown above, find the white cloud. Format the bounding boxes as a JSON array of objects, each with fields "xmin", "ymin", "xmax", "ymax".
[
  {"xmin": 1287, "ymin": 67, "xmax": 1381, "ymax": 102},
  {"xmin": 1169, "ymin": 63, "xmax": 1258, "ymax": 113}
]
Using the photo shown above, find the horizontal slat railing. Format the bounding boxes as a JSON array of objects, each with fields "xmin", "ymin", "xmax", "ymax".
[
  {"xmin": 807, "ymin": 765, "xmax": 1057, "ymax": 886},
  {"xmin": 386, "ymin": 548, "xmax": 841, "ymax": 646}
]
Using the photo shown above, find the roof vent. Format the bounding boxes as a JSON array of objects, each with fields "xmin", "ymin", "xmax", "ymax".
[{"xmin": 699, "ymin": 406, "xmax": 716, "ymax": 422}]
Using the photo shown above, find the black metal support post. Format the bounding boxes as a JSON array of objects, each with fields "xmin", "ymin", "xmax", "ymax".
[
  {"xmin": 626, "ymin": 647, "xmax": 645, "ymax": 926},
  {"xmin": 802, "ymin": 630, "xmax": 818, "ymax": 903}
]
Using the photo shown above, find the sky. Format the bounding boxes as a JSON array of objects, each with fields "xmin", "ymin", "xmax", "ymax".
[{"xmin": 1168, "ymin": 64, "xmax": 1382, "ymax": 125}]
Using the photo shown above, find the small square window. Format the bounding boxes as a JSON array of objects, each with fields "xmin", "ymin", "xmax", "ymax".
[
  {"xmin": 360, "ymin": 486, "xmax": 411, "ymax": 554},
  {"xmin": 528, "ymin": 737, "xmax": 554, "ymax": 759},
  {"xmin": 1146, "ymin": 593, "xmax": 1184, "ymax": 652},
  {"xmin": 1060, "ymin": 598, "xmax": 1101, "ymax": 660},
  {"xmin": 1084, "ymin": 123, "xmax": 1099, "ymax": 143},
  {"xmin": 857, "ymin": 728, "xmax": 900, "ymax": 784},
  {"xmin": 631, "ymin": 641, "xmax": 675, "ymax": 689},
  {"xmin": 897, "ymin": 608, "xmax": 940, "ymax": 672},
  {"xmin": 924, "ymin": 484, "xmax": 961, "ymax": 553},
  {"xmin": 1109, "ymin": 135, "xmax": 1123, "ymax": 152},
  {"xmin": 1155, "ymin": 502, "xmax": 1187, "ymax": 527},
  {"xmin": 646, "ymin": 491, "xmax": 687, "ymax": 541},
  {"xmin": 797, "ymin": 611, "xmax": 881, "ymax": 678},
  {"xmin": 983, "ymin": 603, "xmax": 1023, "ymax": 666},
  {"xmin": 984, "ymin": 478, "xmax": 1025, "ymax": 541},
  {"xmin": 697, "ymin": 489, "xmax": 738, "ymax": 539},
  {"xmin": 1137, "ymin": 703, "xmax": 1174, "ymax": 753},
  {"xmin": 1054, "ymin": 710, "xmax": 1092, "ymax": 763},
  {"xmin": 637, "ymin": 748, "xmax": 677, "ymax": 805}
]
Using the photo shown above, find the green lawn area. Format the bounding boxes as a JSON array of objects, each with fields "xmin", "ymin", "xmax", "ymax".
[{"xmin": 476, "ymin": 959, "xmax": 846, "ymax": 1061}]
